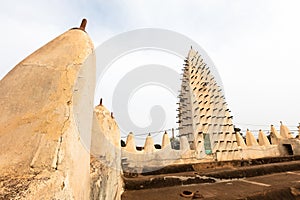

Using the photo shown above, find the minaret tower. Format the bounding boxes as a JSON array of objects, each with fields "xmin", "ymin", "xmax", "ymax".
[{"xmin": 178, "ymin": 48, "xmax": 238, "ymax": 159}]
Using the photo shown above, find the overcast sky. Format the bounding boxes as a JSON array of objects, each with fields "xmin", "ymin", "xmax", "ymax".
[{"xmin": 1, "ymin": 1, "xmax": 300, "ymax": 143}]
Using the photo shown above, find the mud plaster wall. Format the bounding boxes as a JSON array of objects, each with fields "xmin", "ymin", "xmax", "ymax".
[
  {"xmin": 0, "ymin": 29, "xmax": 95, "ymax": 199},
  {"xmin": 90, "ymin": 105, "xmax": 123, "ymax": 200}
]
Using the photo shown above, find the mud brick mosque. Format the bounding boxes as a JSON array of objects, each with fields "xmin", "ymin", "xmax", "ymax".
[{"xmin": 0, "ymin": 19, "xmax": 299, "ymax": 199}]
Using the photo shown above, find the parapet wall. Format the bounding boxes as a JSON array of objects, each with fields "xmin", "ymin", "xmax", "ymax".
[
  {"xmin": 121, "ymin": 133, "xmax": 209, "ymax": 174},
  {"xmin": 234, "ymin": 123, "xmax": 300, "ymax": 161},
  {"xmin": 120, "ymin": 122, "xmax": 300, "ymax": 171}
]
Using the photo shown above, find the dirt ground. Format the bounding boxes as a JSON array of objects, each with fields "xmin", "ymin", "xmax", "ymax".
[{"xmin": 122, "ymin": 169, "xmax": 300, "ymax": 199}]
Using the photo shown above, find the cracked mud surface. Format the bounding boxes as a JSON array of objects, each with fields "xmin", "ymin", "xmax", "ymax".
[{"xmin": 0, "ymin": 175, "xmax": 34, "ymax": 200}]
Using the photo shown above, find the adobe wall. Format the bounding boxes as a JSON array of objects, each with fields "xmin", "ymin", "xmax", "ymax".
[
  {"xmin": 0, "ymin": 20, "xmax": 299, "ymax": 199},
  {"xmin": 121, "ymin": 133, "xmax": 215, "ymax": 173},
  {"xmin": 0, "ymin": 27, "xmax": 95, "ymax": 199},
  {"xmin": 232, "ymin": 124, "xmax": 300, "ymax": 161},
  {"xmin": 178, "ymin": 49, "xmax": 238, "ymax": 158},
  {"xmin": 90, "ymin": 104, "xmax": 123, "ymax": 200},
  {"xmin": 121, "ymin": 123, "xmax": 300, "ymax": 171}
]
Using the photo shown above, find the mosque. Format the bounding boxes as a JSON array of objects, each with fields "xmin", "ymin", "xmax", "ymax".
[{"xmin": 0, "ymin": 19, "xmax": 299, "ymax": 199}]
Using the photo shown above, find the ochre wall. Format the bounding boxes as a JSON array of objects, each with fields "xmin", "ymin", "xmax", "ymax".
[{"xmin": 0, "ymin": 28, "xmax": 95, "ymax": 199}]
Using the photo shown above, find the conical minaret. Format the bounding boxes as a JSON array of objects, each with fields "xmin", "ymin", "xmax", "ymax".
[{"xmin": 178, "ymin": 48, "xmax": 237, "ymax": 157}]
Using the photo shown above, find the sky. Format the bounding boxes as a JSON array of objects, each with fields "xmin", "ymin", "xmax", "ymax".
[{"xmin": 1, "ymin": 1, "xmax": 300, "ymax": 144}]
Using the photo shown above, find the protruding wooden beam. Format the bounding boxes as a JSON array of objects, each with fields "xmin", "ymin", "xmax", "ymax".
[{"xmin": 79, "ymin": 18, "xmax": 87, "ymax": 31}]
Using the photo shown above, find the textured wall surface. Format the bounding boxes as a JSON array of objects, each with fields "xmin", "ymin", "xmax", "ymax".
[
  {"xmin": 178, "ymin": 48, "xmax": 238, "ymax": 160},
  {"xmin": 177, "ymin": 48, "xmax": 300, "ymax": 161},
  {"xmin": 0, "ymin": 28, "xmax": 95, "ymax": 199},
  {"xmin": 1, "ymin": 22, "xmax": 299, "ymax": 199},
  {"xmin": 90, "ymin": 104, "xmax": 123, "ymax": 200},
  {"xmin": 121, "ymin": 133, "xmax": 200, "ymax": 174}
]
